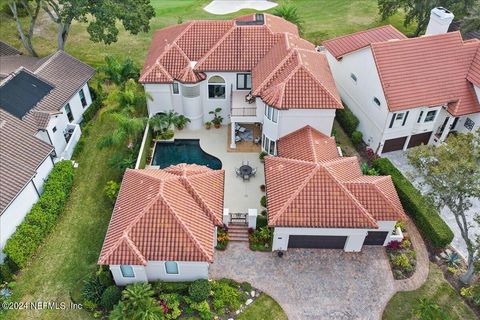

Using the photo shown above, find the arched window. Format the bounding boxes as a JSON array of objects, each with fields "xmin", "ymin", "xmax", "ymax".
[{"xmin": 208, "ymin": 76, "xmax": 226, "ymax": 99}]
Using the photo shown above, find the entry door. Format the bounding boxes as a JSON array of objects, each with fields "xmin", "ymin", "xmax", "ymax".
[{"xmin": 436, "ymin": 116, "xmax": 450, "ymax": 138}]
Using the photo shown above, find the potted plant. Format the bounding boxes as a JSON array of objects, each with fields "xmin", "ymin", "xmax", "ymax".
[
  {"xmin": 259, "ymin": 151, "xmax": 267, "ymax": 163},
  {"xmin": 209, "ymin": 107, "xmax": 223, "ymax": 128},
  {"xmin": 174, "ymin": 115, "xmax": 190, "ymax": 130},
  {"xmin": 205, "ymin": 121, "xmax": 212, "ymax": 130},
  {"xmin": 260, "ymin": 184, "xmax": 266, "ymax": 192}
]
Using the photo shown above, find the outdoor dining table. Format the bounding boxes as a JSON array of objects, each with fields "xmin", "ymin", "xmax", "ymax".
[{"xmin": 239, "ymin": 165, "xmax": 253, "ymax": 176}]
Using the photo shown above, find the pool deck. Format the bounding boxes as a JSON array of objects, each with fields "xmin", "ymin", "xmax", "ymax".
[{"xmin": 173, "ymin": 126, "xmax": 265, "ymax": 214}]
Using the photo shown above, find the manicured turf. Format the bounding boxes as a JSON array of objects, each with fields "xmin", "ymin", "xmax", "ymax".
[
  {"xmin": 383, "ymin": 263, "xmax": 477, "ymax": 320},
  {"xmin": 238, "ymin": 294, "xmax": 288, "ymax": 320},
  {"xmin": 0, "ymin": 0, "xmax": 413, "ymax": 68}
]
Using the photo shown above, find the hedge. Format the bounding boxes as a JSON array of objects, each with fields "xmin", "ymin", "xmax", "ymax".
[
  {"xmin": 336, "ymin": 104, "xmax": 359, "ymax": 136},
  {"xmin": 373, "ymin": 158, "xmax": 453, "ymax": 248},
  {"xmin": 4, "ymin": 161, "xmax": 75, "ymax": 268}
]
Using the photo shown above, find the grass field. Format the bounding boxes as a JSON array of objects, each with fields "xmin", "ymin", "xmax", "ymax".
[
  {"xmin": 383, "ymin": 263, "xmax": 477, "ymax": 320},
  {"xmin": 238, "ymin": 294, "xmax": 288, "ymax": 320},
  {"xmin": 0, "ymin": 0, "xmax": 413, "ymax": 68}
]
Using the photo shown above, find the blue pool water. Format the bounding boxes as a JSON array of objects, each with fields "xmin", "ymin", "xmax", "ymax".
[{"xmin": 151, "ymin": 139, "xmax": 222, "ymax": 170}]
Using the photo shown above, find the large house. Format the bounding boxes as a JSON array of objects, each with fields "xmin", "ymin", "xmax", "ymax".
[
  {"xmin": 98, "ymin": 164, "xmax": 225, "ymax": 285},
  {"xmin": 0, "ymin": 42, "xmax": 95, "ymax": 259},
  {"xmin": 140, "ymin": 13, "xmax": 342, "ymax": 155},
  {"xmin": 323, "ymin": 7, "xmax": 480, "ymax": 154},
  {"xmin": 265, "ymin": 126, "xmax": 405, "ymax": 251}
]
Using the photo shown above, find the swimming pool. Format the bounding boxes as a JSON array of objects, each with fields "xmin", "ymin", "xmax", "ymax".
[{"xmin": 151, "ymin": 139, "xmax": 222, "ymax": 170}]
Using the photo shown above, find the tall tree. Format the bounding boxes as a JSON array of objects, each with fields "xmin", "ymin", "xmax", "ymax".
[
  {"xmin": 97, "ymin": 112, "xmax": 146, "ymax": 149},
  {"xmin": 3, "ymin": 0, "xmax": 42, "ymax": 56},
  {"xmin": 378, "ymin": 0, "xmax": 475, "ymax": 36},
  {"xmin": 408, "ymin": 130, "xmax": 480, "ymax": 284},
  {"xmin": 461, "ymin": 1, "xmax": 480, "ymax": 35},
  {"xmin": 273, "ymin": 1, "xmax": 304, "ymax": 34},
  {"xmin": 42, "ymin": 0, "xmax": 155, "ymax": 50}
]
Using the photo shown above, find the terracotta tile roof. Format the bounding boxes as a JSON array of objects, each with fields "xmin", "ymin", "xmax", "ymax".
[
  {"xmin": 277, "ymin": 125, "xmax": 339, "ymax": 162},
  {"xmin": 266, "ymin": 126, "xmax": 405, "ymax": 228},
  {"xmin": 467, "ymin": 46, "xmax": 480, "ymax": 87},
  {"xmin": 322, "ymin": 25, "xmax": 406, "ymax": 59},
  {"xmin": 98, "ymin": 165, "xmax": 225, "ymax": 265},
  {"xmin": 252, "ymin": 34, "xmax": 342, "ymax": 109}
]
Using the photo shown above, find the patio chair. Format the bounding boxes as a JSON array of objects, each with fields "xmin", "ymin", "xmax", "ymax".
[
  {"xmin": 254, "ymin": 136, "xmax": 261, "ymax": 144},
  {"xmin": 235, "ymin": 123, "xmax": 241, "ymax": 131},
  {"xmin": 235, "ymin": 168, "xmax": 241, "ymax": 176},
  {"xmin": 242, "ymin": 160, "xmax": 249, "ymax": 166},
  {"xmin": 251, "ymin": 168, "xmax": 257, "ymax": 176},
  {"xmin": 235, "ymin": 135, "xmax": 242, "ymax": 142},
  {"xmin": 243, "ymin": 174, "xmax": 250, "ymax": 181},
  {"xmin": 238, "ymin": 126, "xmax": 246, "ymax": 133}
]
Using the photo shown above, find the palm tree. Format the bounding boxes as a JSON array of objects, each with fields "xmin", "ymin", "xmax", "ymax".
[
  {"xmin": 273, "ymin": 1, "xmax": 304, "ymax": 34},
  {"xmin": 109, "ymin": 283, "xmax": 164, "ymax": 320},
  {"xmin": 98, "ymin": 113, "xmax": 147, "ymax": 149},
  {"xmin": 461, "ymin": 2, "xmax": 480, "ymax": 36},
  {"xmin": 149, "ymin": 111, "xmax": 179, "ymax": 133},
  {"xmin": 99, "ymin": 56, "xmax": 140, "ymax": 86},
  {"xmin": 104, "ymin": 79, "xmax": 150, "ymax": 116}
]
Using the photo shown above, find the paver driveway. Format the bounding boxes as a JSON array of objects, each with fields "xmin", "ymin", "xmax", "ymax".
[{"xmin": 210, "ymin": 243, "xmax": 396, "ymax": 320}]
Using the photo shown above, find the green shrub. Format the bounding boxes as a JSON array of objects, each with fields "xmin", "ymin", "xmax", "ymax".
[
  {"xmin": 72, "ymin": 137, "xmax": 86, "ymax": 158},
  {"xmin": 260, "ymin": 195, "xmax": 267, "ymax": 208},
  {"xmin": 211, "ymin": 281, "xmax": 241, "ymax": 311},
  {"xmin": 259, "ymin": 151, "xmax": 267, "ymax": 162},
  {"xmin": 392, "ymin": 254, "xmax": 410, "ymax": 269},
  {"xmin": 82, "ymin": 98, "xmax": 103, "ymax": 123},
  {"xmin": 373, "ymin": 158, "xmax": 453, "ymax": 248},
  {"xmin": 82, "ymin": 274, "xmax": 105, "ymax": 305},
  {"xmin": 336, "ymin": 105, "xmax": 359, "ymax": 136},
  {"xmin": 189, "ymin": 300, "xmax": 212, "ymax": 320},
  {"xmin": 153, "ymin": 281, "xmax": 191, "ymax": 295},
  {"xmin": 97, "ymin": 267, "xmax": 114, "ymax": 287},
  {"xmin": 103, "ymin": 180, "xmax": 120, "ymax": 205},
  {"xmin": 4, "ymin": 161, "xmax": 75, "ymax": 267},
  {"xmin": 188, "ymin": 279, "xmax": 211, "ymax": 302},
  {"xmin": 240, "ymin": 281, "xmax": 253, "ymax": 292},
  {"xmin": 256, "ymin": 215, "xmax": 268, "ymax": 228},
  {"xmin": 159, "ymin": 293, "xmax": 182, "ymax": 319},
  {"xmin": 0, "ymin": 264, "xmax": 14, "ymax": 283},
  {"xmin": 351, "ymin": 130, "xmax": 363, "ymax": 145},
  {"xmin": 100, "ymin": 285, "xmax": 121, "ymax": 310}
]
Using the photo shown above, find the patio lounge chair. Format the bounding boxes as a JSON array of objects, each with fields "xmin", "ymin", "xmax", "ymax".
[
  {"xmin": 235, "ymin": 168, "xmax": 241, "ymax": 176},
  {"xmin": 251, "ymin": 168, "xmax": 257, "ymax": 176},
  {"xmin": 235, "ymin": 135, "xmax": 242, "ymax": 142},
  {"xmin": 243, "ymin": 174, "xmax": 250, "ymax": 181}
]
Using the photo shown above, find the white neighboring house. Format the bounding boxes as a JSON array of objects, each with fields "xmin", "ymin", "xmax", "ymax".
[
  {"xmin": 0, "ymin": 42, "xmax": 95, "ymax": 260},
  {"xmin": 140, "ymin": 13, "xmax": 342, "ymax": 156},
  {"xmin": 264, "ymin": 126, "xmax": 405, "ymax": 252},
  {"xmin": 98, "ymin": 164, "xmax": 225, "ymax": 285},
  {"xmin": 323, "ymin": 7, "xmax": 480, "ymax": 154}
]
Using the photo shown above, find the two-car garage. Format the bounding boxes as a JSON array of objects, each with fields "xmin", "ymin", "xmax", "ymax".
[
  {"xmin": 382, "ymin": 132, "xmax": 432, "ymax": 153},
  {"xmin": 287, "ymin": 235, "xmax": 347, "ymax": 249}
]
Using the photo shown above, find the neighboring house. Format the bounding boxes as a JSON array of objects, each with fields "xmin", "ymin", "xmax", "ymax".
[
  {"xmin": 323, "ymin": 7, "xmax": 480, "ymax": 154},
  {"xmin": 0, "ymin": 42, "xmax": 95, "ymax": 259},
  {"xmin": 265, "ymin": 126, "xmax": 405, "ymax": 252},
  {"xmin": 98, "ymin": 164, "xmax": 225, "ymax": 285},
  {"xmin": 140, "ymin": 13, "xmax": 341, "ymax": 155}
]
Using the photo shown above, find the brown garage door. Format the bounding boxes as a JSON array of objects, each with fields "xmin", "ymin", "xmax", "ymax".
[
  {"xmin": 407, "ymin": 132, "xmax": 432, "ymax": 148},
  {"xmin": 382, "ymin": 136, "xmax": 407, "ymax": 153},
  {"xmin": 288, "ymin": 235, "xmax": 347, "ymax": 249}
]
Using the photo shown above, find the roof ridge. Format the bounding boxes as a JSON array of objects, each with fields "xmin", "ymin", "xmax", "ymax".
[
  {"xmin": 323, "ymin": 24, "xmax": 399, "ymax": 45},
  {"xmin": 160, "ymin": 183, "xmax": 213, "ymax": 262},
  {"xmin": 194, "ymin": 25, "xmax": 237, "ymax": 70},
  {"xmin": 269, "ymin": 160, "xmax": 318, "ymax": 225},
  {"xmin": 33, "ymin": 51, "xmax": 60, "ymax": 74},
  {"xmin": 306, "ymin": 127, "xmax": 319, "ymax": 162},
  {"xmin": 123, "ymin": 233, "xmax": 148, "ymax": 265},
  {"xmin": 253, "ymin": 46, "xmax": 296, "ymax": 95},
  {"xmin": 297, "ymin": 63, "xmax": 342, "ymax": 107},
  {"xmin": 371, "ymin": 176, "xmax": 406, "ymax": 217}
]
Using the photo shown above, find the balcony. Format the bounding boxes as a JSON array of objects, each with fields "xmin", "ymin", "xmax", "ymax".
[
  {"xmin": 230, "ymin": 90, "xmax": 257, "ymax": 117},
  {"xmin": 60, "ymin": 123, "xmax": 81, "ymax": 160}
]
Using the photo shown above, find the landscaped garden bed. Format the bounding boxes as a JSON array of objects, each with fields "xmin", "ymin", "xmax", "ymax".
[
  {"xmin": 386, "ymin": 237, "xmax": 416, "ymax": 280},
  {"xmin": 216, "ymin": 227, "xmax": 230, "ymax": 251},
  {"xmin": 77, "ymin": 266, "xmax": 280, "ymax": 319}
]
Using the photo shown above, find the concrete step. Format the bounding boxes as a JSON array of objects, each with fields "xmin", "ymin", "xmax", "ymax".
[{"xmin": 229, "ymin": 235, "xmax": 249, "ymax": 242}]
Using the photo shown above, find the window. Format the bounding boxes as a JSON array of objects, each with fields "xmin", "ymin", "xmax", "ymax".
[
  {"xmin": 373, "ymin": 97, "xmax": 381, "ymax": 106},
  {"xmin": 237, "ymin": 73, "xmax": 252, "ymax": 90},
  {"xmin": 208, "ymin": 76, "xmax": 225, "ymax": 99},
  {"xmin": 182, "ymin": 85, "xmax": 199, "ymax": 98},
  {"xmin": 65, "ymin": 103, "xmax": 74, "ymax": 122},
  {"xmin": 165, "ymin": 261, "xmax": 179, "ymax": 274},
  {"xmin": 417, "ymin": 111, "xmax": 424, "ymax": 123},
  {"xmin": 424, "ymin": 110, "xmax": 437, "ymax": 122},
  {"xmin": 52, "ymin": 126, "xmax": 57, "ymax": 133},
  {"xmin": 79, "ymin": 89, "xmax": 87, "ymax": 107},
  {"xmin": 264, "ymin": 104, "xmax": 278, "ymax": 123},
  {"xmin": 262, "ymin": 133, "xmax": 276, "ymax": 155},
  {"xmin": 350, "ymin": 73, "xmax": 357, "ymax": 83},
  {"xmin": 172, "ymin": 82, "xmax": 179, "ymax": 94},
  {"xmin": 120, "ymin": 265, "xmax": 135, "ymax": 278},
  {"xmin": 389, "ymin": 112, "xmax": 408, "ymax": 128}
]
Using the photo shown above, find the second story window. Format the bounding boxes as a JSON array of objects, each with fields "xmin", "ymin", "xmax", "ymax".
[
  {"xmin": 79, "ymin": 89, "xmax": 87, "ymax": 107},
  {"xmin": 350, "ymin": 73, "xmax": 357, "ymax": 83},
  {"xmin": 388, "ymin": 111, "xmax": 409, "ymax": 128},
  {"xmin": 417, "ymin": 111, "xmax": 424, "ymax": 123},
  {"xmin": 65, "ymin": 103, "xmax": 74, "ymax": 122},
  {"xmin": 172, "ymin": 82, "xmax": 179, "ymax": 94},
  {"xmin": 208, "ymin": 76, "xmax": 225, "ymax": 99},
  {"xmin": 424, "ymin": 110, "xmax": 437, "ymax": 122},
  {"xmin": 264, "ymin": 104, "xmax": 278, "ymax": 123},
  {"xmin": 237, "ymin": 73, "xmax": 251, "ymax": 90}
]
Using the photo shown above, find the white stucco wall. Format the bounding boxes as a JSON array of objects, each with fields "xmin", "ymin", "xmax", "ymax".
[
  {"xmin": 110, "ymin": 261, "xmax": 209, "ymax": 286},
  {"xmin": 272, "ymin": 220, "xmax": 397, "ymax": 252},
  {"xmin": 456, "ymin": 112, "xmax": 480, "ymax": 134},
  {"xmin": 0, "ymin": 156, "xmax": 53, "ymax": 259},
  {"xmin": 64, "ymin": 83, "xmax": 93, "ymax": 124}
]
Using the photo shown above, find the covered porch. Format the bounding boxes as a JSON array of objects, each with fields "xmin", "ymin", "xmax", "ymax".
[{"xmin": 229, "ymin": 90, "xmax": 262, "ymax": 150}]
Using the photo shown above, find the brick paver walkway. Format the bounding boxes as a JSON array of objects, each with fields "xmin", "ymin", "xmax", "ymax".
[{"xmin": 210, "ymin": 244, "xmax": 396, "ymax": 320}]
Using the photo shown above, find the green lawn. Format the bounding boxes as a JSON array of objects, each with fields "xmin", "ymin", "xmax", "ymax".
[
  {"xmin": 383, "ymin": 263, "xmax": 477, "ymax": 320},
  {"xmin": 0, "ymin": 0, "xmax": 413, "ymax": 68},
  {"xmin": 238, "ymin": 294, "xmax": 288, "ymax": 320}
]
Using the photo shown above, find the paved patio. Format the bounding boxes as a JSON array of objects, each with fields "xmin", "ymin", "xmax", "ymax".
[
  {"xmin": 384, "ymin": 150, "xmax": 480, "ymax": 258},
  {"xmin": 204, "ymin": 0, "xmax": 277, "ymax": 15},
  {"xmin": 174, "ymin": 126, "xmax": 264, "ymax": 213},
  {"xmin": 211, "ymin": 243, "xmax": 395, "ymax": 320}
]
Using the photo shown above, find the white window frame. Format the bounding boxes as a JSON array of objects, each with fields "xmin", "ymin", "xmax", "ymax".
[
  {"xmin": 79, "ymin": 88, "xmax": 87, "ymax": 107},
  {"xmin": 424, "ymin": 110, "xmax": 437, "ymax": 123},
  {"xmin": 164, "ymin": 261, "xmax": 179, "ymax": 275},
  {"xmin": 264, "ymin": 104, "xmax": 278, "ymax": 123},
  {"xmin": 172, "ymin": 82, "xmax": 179, "ymax": 94},
  {"xmin": 120, "ymin": 265, "xmax": 135, "ymax": 278},
  {"xmin": 208, "ymin": 75, "xmax": 226, "ymax": 100},
  {"xmin": 64, "ymin": 103, "xmax": 74, "ymax": 122},
  {"xmin": 237, "ymin": 73, "xmax": 251, "ymax": 90},
  {"xmin": 262, "ymin": 133, "xmax": 276, "ymax": 155}
]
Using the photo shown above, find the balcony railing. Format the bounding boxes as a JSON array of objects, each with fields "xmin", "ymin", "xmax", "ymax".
[
  {"xmin": 230, "ymin": 85, "xmax": 257, "ymax": 117},
  {"xmin": 60, "ymin": 123, "xmax": 81, "ymax": 160}
]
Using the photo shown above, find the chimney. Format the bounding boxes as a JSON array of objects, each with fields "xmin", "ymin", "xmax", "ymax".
[{"xmin": 425, "ymin": 7, "xmax": 454, "ymax": 35}]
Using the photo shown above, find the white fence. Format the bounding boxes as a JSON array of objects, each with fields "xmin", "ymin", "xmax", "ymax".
[{"xmin": 60, "ymin": 123, "xmax": 81, "ymax": 160}]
